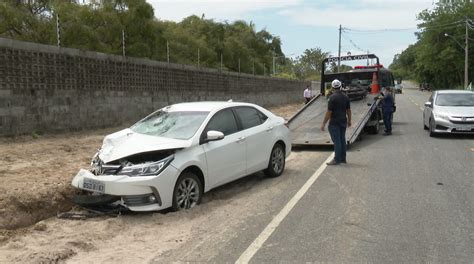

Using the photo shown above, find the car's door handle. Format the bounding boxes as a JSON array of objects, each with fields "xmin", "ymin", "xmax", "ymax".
[
  {"xmin": 266, "ymin": 126, "xmax": 274, "ymax": 132},
  {"xmin": 236, "ymin": 137, "xmax": 246, "ymax": 143}
]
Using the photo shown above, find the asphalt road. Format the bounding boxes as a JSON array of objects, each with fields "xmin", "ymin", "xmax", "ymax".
[{"xmin": 154, "ymin": 84, "xmax": 474, "ymax": 263}]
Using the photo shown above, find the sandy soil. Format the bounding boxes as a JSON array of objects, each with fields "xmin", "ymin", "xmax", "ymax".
[
  {"xmin": 0, "ymin": 150, "xmax": 313, "ymax": 264},
  {"xmin": 0, "ymin": 102, "xmax": 304, "ymax": 231},
  {"xmin": 0, "ymin": 101, "xmax": 304, "ymax": 263}
]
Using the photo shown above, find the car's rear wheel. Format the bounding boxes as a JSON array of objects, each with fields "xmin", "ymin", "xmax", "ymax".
[
  {"xmin": 264, "ymin": 143, "xmax": 285, "ymax": 177},
  {"xmin": 172, "ymin": 172, "xmax": 203, "ymax": 211}
]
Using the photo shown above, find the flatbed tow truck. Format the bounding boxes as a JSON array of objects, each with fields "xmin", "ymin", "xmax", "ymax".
[{"xmin": 288, "ymin": 54, "xmax": 396, "ymax": 146}]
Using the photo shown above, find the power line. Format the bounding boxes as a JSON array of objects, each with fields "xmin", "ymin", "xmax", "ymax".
[
  {"xmin": 341, "ymin": 32, "xmax": 366, "ymax": 53},
  {"xmin": 343, "ymin": 20, "xmax": 466, "ymax": 34},
  {"xmin": 419, "ymin": 19, "xmax": 465, "ymax": 28},
  {"xmin": 343, "ymin": 27, "xmax": 416, "ymax": 33}
]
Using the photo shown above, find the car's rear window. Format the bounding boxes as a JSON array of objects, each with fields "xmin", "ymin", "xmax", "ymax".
[
  {"xmin": 131, "ymin": 110, "xmax": 209, "ymax": 140},
  {"xmin": 436, "ymin": 94, "xmax": 474, "ymax": 106}
]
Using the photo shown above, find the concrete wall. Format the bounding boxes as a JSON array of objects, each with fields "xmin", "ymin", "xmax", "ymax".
[{"xmin": 0, "ymin": 38, "xmax": 307, "ymax": 136}]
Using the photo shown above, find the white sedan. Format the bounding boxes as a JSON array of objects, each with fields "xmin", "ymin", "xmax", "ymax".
[
  {"xmin": 423, "ymin": 90, "xmax": 474, "ymax": 136},
  {"xmin": 72, "ymin": 102, "xmax": 291, "ymax": 211}
]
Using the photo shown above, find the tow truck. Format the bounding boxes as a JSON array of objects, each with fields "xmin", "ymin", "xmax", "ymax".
[{"xmin": 288, "ymin": 54, "xmax": 396, "ymax": 146}]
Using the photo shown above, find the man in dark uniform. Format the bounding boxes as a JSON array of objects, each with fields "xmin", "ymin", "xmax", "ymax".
[
  {"xmin": 379, "ymin": 87, "xmax": 394, "ymax": 135},
  {"xmin": 321, "ymin": 79, "xmax": 352, "ymax": 165}
]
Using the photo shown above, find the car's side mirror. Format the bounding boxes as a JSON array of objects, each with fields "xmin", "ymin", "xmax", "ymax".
[
  {"xmin": 206, "ymin": 130, "xmax": 224, "ymax": 142},
  {"xmin": 424, "ymin": 102, "xmax": 432, "ymax": 108}
]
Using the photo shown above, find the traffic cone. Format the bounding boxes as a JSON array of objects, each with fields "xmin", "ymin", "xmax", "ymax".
[{"xmin": 370, "ymin": 72, "xmax": 380, "ymax": 94}]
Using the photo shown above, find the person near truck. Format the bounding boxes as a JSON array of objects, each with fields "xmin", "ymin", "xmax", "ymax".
[
  {"xmin": 379, "ymin": 87, "xmax": 394, "ymax": 135},
  {"xmin": 304, "ymin": 85, "xmax": 313, "ymax": 104},
  {"xmin": 320, "ymin": 79, "xmax": 352, "ymax": 165}
]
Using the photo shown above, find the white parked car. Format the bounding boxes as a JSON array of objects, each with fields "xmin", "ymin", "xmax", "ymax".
[
  {"xmin": 423, "ymin": 90, "xmax": 474, "ymax": 136},
  {"xmin": 72, "ymin": 102, "xmax": 291, "ymax": 211}
]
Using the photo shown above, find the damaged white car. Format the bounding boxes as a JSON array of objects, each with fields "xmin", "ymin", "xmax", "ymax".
[{"xmin": 72, "ymin": 102, "xmax": 291, "ymax": 211}]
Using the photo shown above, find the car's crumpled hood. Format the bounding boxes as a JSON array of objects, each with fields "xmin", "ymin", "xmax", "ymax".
[
  {"xmin": 436, "ymin": 106, "xmax": 474, "ymax": 117},
  {"xmin": 98, "ymin": 128, "xmax": 192, "ymax": 163}
]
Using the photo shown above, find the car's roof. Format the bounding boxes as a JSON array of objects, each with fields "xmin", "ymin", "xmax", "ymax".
[
  {"xmin": 165, "ymin": 101, "xmax": 258, "ymax": 112},
  {"xmin": 436, "ymin": 90, "xmax": 474, "ymax": 94}
]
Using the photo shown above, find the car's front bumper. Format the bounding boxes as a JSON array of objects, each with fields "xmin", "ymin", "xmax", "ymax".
[
  {"xmin": 432, "ymin": 118, "xmax": 474, "ymax": 134},
  {"xmin": 71, "ymin": 165, "xmax": 180, "ymax": 211}
]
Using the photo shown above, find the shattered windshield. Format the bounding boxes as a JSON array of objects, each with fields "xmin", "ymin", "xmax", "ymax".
[{"xmin": 130, "ymin": 110, "xmax": 209, "ymax": 140}]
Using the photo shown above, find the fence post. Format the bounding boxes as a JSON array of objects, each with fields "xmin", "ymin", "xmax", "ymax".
[
  {"xmin": 167, "ymin": 40, "xmax": 170, "ymax": 63},
  {"xmin": 56, "ymin": 14, "xmax": 61, "ymax": 47}
]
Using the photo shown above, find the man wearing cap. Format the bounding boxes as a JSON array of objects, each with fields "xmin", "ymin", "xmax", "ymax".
[{"xmin": 321, "ymin": 79, "xmax": 352, "ymax": 165}]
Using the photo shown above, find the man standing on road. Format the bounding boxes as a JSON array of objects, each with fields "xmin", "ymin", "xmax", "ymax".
[
  {"xmin": 379, "ymin": 87, "xmax": 394, "ymax": 135},
  {"xmin": 304, "ymin": 85, "xmax": 313, "ymax": 104},
  {"xmin": 321, "ymin": 79, "xmax": 352, "ymax": 165}
]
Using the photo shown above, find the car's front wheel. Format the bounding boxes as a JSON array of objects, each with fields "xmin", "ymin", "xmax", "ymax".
[
  {"xmin": 172, "ymin": 171, "xmax": 203, "ymax": 211},
  {"xmin": 264, "ymin": 143, "xmax": 286, "ymax": 177},
  {"xmin": 429, "ymin": 118, "xmax": 437, "ymax": 137}
]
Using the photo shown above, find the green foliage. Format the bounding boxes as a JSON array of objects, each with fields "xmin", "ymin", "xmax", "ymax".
[
  {"xmin": 0, "ymin": 0, "xmax": 330, "ymax": 80},
  {"xmin": 389, "ymin": 1, "xmax": 474, "ymax": 89},
  {"xmin": 292, "ymin": 48, "xmax": 330, "ymax": 80}
]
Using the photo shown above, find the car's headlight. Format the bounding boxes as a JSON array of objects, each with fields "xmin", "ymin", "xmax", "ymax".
[
  {"xmin": 434, "ymin": 112, "xmax": 450, "ymax": 121},
  {"xmin": 117, "ymin": 155, "xmax": 174, "ymax": 177}
]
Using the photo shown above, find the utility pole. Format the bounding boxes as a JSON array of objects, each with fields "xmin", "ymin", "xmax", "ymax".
[
  {"xmin": 166, "ymin": 40, "xmax": 170, "ymax": 63},
  {"xmin": 338, "ymin": 24, "xmax": 342, "ymax": 72},
  {"xmin": 56, "ymin": 14, "xmax": 61, "ymax": 48},
  {"xmin": 252, "ymin": 59, "xmax": 255, "ymax": 75},
  {"xmin": 264, "ymin": 63, "xmax": 266, "ymax": 76},
  {"xmin": 238, "ymin": 58, "xmax": 241, "ymax": 74},
  {"xmin": 465, "ymin": 19, "xmax": 469, "ymax": 88},
  {"xmin": 197, "ymin": 48, "xmax": 200, "ymax": 68},
  {"xmin": 367, "ymin": 50, "xmax": 370, "ymax": 66},
  {"xmin": 122, "ymin": 30, "xmax": 125, "ymax": 56}
]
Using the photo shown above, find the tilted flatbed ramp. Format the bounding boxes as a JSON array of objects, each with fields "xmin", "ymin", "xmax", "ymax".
[{"xmin": 288, "ymin": 94, "xmax": 379, "ymax": 146}]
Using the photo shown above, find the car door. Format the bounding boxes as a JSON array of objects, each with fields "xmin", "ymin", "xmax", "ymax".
[
  {"xmin": 424, "ymin": 93, "xmax": 434, "ymax": 126},
  {"xmin": 233, "ymin": 106, "xmax": 273, "ymax": 174},
  {"xmin": 202, "ymin": 108, "xmax": 246, "ymax": 189}
]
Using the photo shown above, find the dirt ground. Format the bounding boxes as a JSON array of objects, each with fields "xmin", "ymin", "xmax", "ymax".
[{"xmin": 0, "ymin": 102, "xmax": 304, "ymax": 232}]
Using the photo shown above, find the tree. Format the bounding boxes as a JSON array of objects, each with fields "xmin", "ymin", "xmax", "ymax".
[
  {"xmin": 0, "ymin": 1, "xmax": 330, "ymax": 80},
  {"xmin": 389, "ymin": 1, "xmax": 474, "ymax": 89},
  {"xmin": 292, "ymin": 48, "xmax": 330, "ymax": 80}
]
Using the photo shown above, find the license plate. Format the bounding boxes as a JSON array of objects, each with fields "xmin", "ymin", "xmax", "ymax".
[
  {"xmin": 457, "ymin": 127, "xmax": 471, "ymax": 131},
  {"xmin": 83, "ymin": 178, "xmax": 105, "ymax": 193}
]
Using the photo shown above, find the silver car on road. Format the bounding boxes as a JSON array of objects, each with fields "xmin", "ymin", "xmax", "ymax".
[{"xmin": 423, "ymin": 90, "xmax": 474, "ymax": 136}]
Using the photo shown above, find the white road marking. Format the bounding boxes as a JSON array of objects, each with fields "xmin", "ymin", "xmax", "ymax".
[
  {"xmin": 407, "ymin": 96, "xmax": 424, "ymax": 112},
  {"xmin": 235, "ymin": 153, "xmax": 335, "ymax": 264}
]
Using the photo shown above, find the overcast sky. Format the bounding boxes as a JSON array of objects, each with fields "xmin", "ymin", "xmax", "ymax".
[{"xmin": 148, "ymin": 0, "xmax": 437, "ymax": 66}]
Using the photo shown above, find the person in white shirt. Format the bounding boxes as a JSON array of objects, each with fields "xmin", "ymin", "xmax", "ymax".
[{"xmin": 304, "ymin": 85, "xmax": 312, "ymax": 104}]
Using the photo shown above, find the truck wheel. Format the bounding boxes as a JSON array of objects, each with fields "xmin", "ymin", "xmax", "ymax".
[
  {"xmin": 367, "ymin": 119, "xmax": 380, "ymax": 135},
  {"xmin": 264, "ymin": 143, "xmax": 285, "ymax": 178}
]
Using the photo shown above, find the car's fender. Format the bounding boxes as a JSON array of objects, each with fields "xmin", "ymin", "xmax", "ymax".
[
  {"xmin": 269, "ymin": 125, "xmax": 292, "ymax": 158},
  {"xmin": 171, "ymin": 145, "xmax": 209, "ymax": 192}
]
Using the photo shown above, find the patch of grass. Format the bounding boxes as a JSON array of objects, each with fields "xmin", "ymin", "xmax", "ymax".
[{"xmin": 31, "ymin": 131, "xmax": 42, "ymax": 139}]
